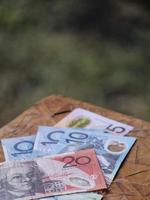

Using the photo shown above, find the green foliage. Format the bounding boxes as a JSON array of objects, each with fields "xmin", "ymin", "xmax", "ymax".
[{"xmin": 0, "ymin": 0, "xmax": 149, "ymax": 125}]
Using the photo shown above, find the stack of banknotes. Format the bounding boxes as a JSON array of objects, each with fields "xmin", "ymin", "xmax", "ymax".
[{"xmin": 0, "ymin": 108, "xmax": 136, "ymax": 200}]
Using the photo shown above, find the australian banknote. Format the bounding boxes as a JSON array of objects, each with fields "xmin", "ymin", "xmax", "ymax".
[
  {"xmin": 34, "ymin": 126, "xmax": 136, "ymax": 185},
  {"xmin": 55, "ymin": 108, "xmax": 134, "ymax": 135},
  {"xmin": 1, "ymin": 135, "xmax": 36, "ymax": 161},
  {"xmin": 38, "ymin": 192, "xmax": 103, "ymax": 200},
  {"xmin": 1, "ymin": 136, "xmax": 103, "ymax": 200},
  {"xmin": 0, "ymin": 149, "xmax": 106, "ymax": 200}
]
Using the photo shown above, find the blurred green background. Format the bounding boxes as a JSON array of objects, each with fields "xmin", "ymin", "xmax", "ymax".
[{"xmin": 0, "ymin": 0, "xmax": 150, "ymax": 126}]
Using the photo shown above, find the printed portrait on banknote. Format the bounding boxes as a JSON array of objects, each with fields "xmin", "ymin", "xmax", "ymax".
[
  {"xmin": 0, "ymin": 161, "xmax": 68, "ymax": 199},
  {"xmin": 0, "ymin": 161, "xmax": 46, "ymax": 199},
  {"xmin": 0, "ymin": 149, "xmax": 106, "ymax": 200}
]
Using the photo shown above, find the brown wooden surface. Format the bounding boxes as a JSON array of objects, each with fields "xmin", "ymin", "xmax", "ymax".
[{"xmin": 0, "ymin": 95, "xmax": 150, "ymax": 200}]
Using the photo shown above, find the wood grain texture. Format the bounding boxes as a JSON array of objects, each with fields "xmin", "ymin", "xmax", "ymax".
[{"xmin": 0, "ymin": 95, "xmax": 150, "ymax": 200}]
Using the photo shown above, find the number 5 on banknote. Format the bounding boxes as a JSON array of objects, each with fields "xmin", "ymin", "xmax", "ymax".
[{"xmin": 55, "ymin": 108, "xmax": 134, "ymax": 135}]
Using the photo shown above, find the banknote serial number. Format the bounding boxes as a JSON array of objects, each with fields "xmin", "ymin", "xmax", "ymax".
[{"xmin": 62, "ymin": 155, "xmax": 91, "ymax": 168}]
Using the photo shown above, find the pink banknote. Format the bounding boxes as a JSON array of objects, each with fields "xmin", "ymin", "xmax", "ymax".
[{"xmin": 0, "ymin": 149, "xmax": 106, "ymax": 200}]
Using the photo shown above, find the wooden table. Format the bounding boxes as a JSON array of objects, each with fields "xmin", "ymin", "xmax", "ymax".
[{"xmin": 0, "ymin": 95, "xmax": 150, "ymax": 200}]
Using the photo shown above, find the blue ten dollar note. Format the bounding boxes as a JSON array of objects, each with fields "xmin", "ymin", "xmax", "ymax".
[
  {"xmin": 34, "ymin": 126, "xmax": 136, "ymax": 185},
  {"xmin": 1, "ymin": 135, "xmax": 36, "ymax": 161}
]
